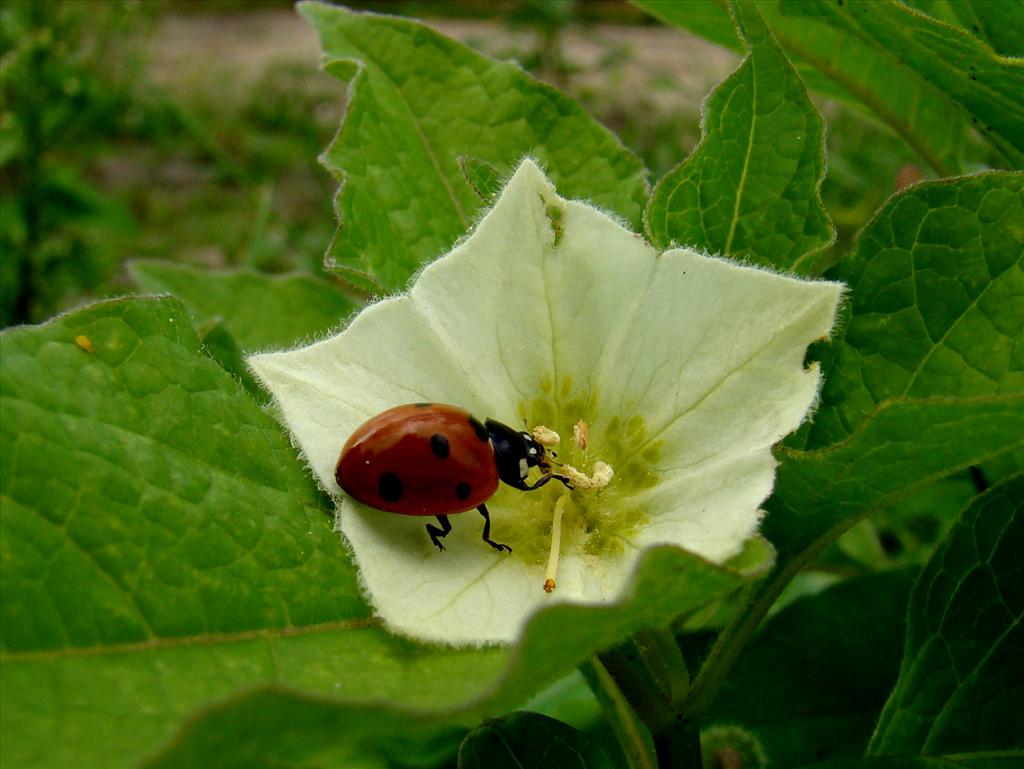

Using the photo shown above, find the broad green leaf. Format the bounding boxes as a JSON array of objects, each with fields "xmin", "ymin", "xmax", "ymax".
[
  {"xmin": 140, "ymin": 547, "xmax": 743, "ymax": 769},
  {"xmin": 0, "ymin": 297, "xmax": 746, "ymax": 768},
  {"xmin": 805, "ymin": 172, "xmax": 1024, "ymax": 449},
  {"xmin": 684, "ymin": 395, "xmax": 1022, "ymax": 724},
  {"xmin": 633, "ymin": 0, "xmax": 967, "ymax": 176},
  {"xmin": 983, "ymin": 449, "xmax": 1024, "ymax": 487},
  {"xmin": 869, "ymin": 476, "xmax": 1024, "ymax": 757},
  {"xmin": 908, "ymin": 0, "xmax": 1024, "ymax": 59},
  {"xmin": 945, "ymin": 0, "xmax": 1024, "ymax": 58},
  {"xmin": 0, "ymin": 296, "xmax": 365, "ymax": 768},
  {"xmin": 193, "ymin": 317, "xmax": 264, "ymax": 399},
  {"xmin": 788, "ymin": 0, "xmax": 1024, "ymax": 166},
  {"xmin": 708, "ymin": 571, "xmax": 914, "ymax": 767},
  {"xmin": 768, "ymin": 397, "xmax": 1024, "ymax": 562},
  {"xmin": 300, "ymin": 1, "xmax": 647, "ymax": 292},
  {"xmin": 632, "ymin": 0, "xmax": 743, "ymax": 52},
  {"xmin": 831, "ymin": 473, "xmax": 977, "ymax": 570},
  {"xmin": 526, "ymin": 672, "xmax": 603, "ymax": 726},
  {"xmin": 645, "ymin": 1, "xmax": 833, "ymax": 272},
  {"xmin": 796, "ymin": 756, "xmax": 1021, "ymax": 769},
  {"xmin": 128, "ymin": 260, "xmax": 357, "ymax": 351},
  {"xmin": 458, "ymin": 711, "xmax": 615, "ymax": 769}
]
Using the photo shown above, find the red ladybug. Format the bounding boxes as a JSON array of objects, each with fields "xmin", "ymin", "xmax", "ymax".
[{"xmin": 335, "ymin": 403, "xmax": 571, "ymax": 552}]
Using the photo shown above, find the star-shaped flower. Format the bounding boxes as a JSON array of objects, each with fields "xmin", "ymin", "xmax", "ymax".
[{"xmin": 248, "ymin": 160, "xmax": 842, "ymax": 645}]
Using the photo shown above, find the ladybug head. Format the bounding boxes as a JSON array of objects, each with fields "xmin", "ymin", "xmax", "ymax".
[{"xmin": 485, "ymin": 418, "xmax": 550, "ymax": 490}]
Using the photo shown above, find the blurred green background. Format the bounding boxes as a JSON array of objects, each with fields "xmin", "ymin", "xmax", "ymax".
[{"xmin": 1, "ymin": 0, "xmax": 964, "ymax": 328}]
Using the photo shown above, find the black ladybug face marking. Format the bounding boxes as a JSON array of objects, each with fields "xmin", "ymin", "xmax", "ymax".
[
  {"xmin": 414, "ymin": 402, "xmax": 434, "ymax": 408},
  {"xmin": 469, "ymin": 415, "xmax": 488, "ymax": 442},
  {"xmin": 456, "ymin": 482, "xmax": 472, "ymax": 500},
  {"xmin": 378, "ymin": 471, "xmax": 403, "ymax": 502},
  {"xmin": 430, "ymin": 433, "xmax": 450, "ymax": 459}
]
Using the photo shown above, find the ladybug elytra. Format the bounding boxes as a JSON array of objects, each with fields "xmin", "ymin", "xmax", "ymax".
[{"xmin": 335, "ymin": 403, "xmax": 572, "ymax": 552}]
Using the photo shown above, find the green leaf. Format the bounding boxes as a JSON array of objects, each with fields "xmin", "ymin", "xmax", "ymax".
[
  {"xmin": 787, "ymin": 0, "xmax": 1024, "ymax": 166},
  {"xmin": 769, "ymin": 398, "xmax": 1024, "ymax": 561},
  {"xmin": 631, "ymin": 0, "xmax": 743, "ymax": 52},
  {"xmin": 869, "ymin": 476, "xmax": 1024, "ymax": 757},
  {"xmin": 140, "ymin": 547, "xmax": 741, "ymax": 769},
  {"xmin": 708, "ymin": 571, "xmax": 915, "ymax": 767},
  {"xmin": 524, "ymin": 672, "xmax": 606, "ymax": 741},
  {"xmin": 300, "ymin": 1, "xmax": 648, "ymax": 293},
  {"xmin": 805, "ymin": 172, "xmax": 1024, "ymax": 449},
  {"xmin": 686, "ymin": 171, "xmax": 1023, "ymax": 698},
  {"xmin": 633, "ymin": 0, "xmax": 968, "ymax": 176},
  {"xmin": 684, "ymin": 395, "xmax": 1023, "ymax": 717},
  {"xmin": 830, "ymin": 473, "xmax": 977, "ymax": 570},
  {"xmin": 128, "ymin": 260, "xmax": 357, "ymax": 351},
  {"xmin": 796, "ymin": 756, "xmax": 1022, "ymax": 769},
  {"xmin": 645, "ymin": 1, "xmax": 833, "ymax": 272},
  {"xmin": 458, "ymin": 711, "xmax": 616, "ymax": 769},
  {"xmin": 0, "ymin": 297, "xmax": 369, "ymax": 769},
  {"xmin": 194, "ymin": 317, "xmax": 264, "ymax": 400},
  {"xmin": 945, "ymin": 0, "xmax": 1024, "ymax": 58}
]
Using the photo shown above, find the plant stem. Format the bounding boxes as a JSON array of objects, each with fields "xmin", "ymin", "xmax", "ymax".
[
  {"xmin": 633, "ymin": 627, "xmax": 690, "ymax": 709},
  {"xmin": 685, "ymin": 521, "xmax": 847, "ymax": 717},
  {"xmin": 653, "ymin": 715, "xmax": 702, "ymax": 769},
  {"xmin": 580, "ymin": 656, "xmax": 659, "ymax": 769},
  {"xmin": 588, "ymin": 628, "xmax": 703, "ymax": 768}
]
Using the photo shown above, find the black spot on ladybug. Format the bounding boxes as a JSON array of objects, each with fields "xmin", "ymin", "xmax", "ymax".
[
  {"xmin": 379, "ymin": 471, "xmax": 403, "ymax": 502},
  {"xmin": 469, "ymin": 415, "xmax": 488, "ymax": 441},
  {"xmin": 414, "ymin": 402, "xmax": 433, "ymax": 408},
  {"xmin": 456, "ymin": 482, "xmax": 472, "ymax": 500},
  {"xmin": 430, "ymin": 433, "xmax": 450, "ymax": 459}
]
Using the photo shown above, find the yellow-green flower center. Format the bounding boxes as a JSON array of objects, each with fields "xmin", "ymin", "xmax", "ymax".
[{"xmin": 492, "ymin": 376, "xmax": 665, "ymax": 565}]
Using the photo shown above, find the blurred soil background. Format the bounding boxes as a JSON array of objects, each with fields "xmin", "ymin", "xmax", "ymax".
[{"xmin": 1, "ymin": 0, "xmax": 922, "ymax": 327}]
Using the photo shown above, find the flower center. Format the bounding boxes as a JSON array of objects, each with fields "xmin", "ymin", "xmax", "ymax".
[{"xmin": 491, "ymin": 377, "xmax": 664, "ymax": 566}]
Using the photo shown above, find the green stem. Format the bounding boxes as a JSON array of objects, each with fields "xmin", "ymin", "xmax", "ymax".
[
  {"xmin": 653, "ymin": 716, "xmax": 703, "ymax": 769},
  {"xmin": 685, "ymin": 522, "xmax": 847, "ymax": 717},
  {"xmin": 633, "ymin": 627, "xmax": 691, "ymax": 710},
  {"xmin": 580, "ymin": 656, "xmax": 659, "ymax": 769},
  {"xmin": 591, "ymin": 629, "xmax": 703, "ymax": 768}
]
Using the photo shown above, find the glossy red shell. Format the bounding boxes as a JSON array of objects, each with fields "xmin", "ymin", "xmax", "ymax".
[{"xmin": 335, "ymin": 403, "xmax": 500, "ymax": 516}]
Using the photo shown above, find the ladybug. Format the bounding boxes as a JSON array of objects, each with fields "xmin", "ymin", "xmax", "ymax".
[{"xmin": 335, "ymin": 403, "xmax": 572, "ymax": 552}]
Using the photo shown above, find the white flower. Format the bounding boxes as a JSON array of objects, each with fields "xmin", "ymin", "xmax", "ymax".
[{"xmin": 248, "ymin": 160, "xmax": 842, "ymax": 646}]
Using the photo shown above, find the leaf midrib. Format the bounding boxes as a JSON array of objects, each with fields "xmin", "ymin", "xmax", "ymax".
[{"xmin": 0, "ymin": 616, "xmax": 381, "ymax": 663}]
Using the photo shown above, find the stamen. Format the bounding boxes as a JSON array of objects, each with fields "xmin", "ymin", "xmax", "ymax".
[
  {"xmin": 532, "ymin": 425, "xmax": 561, "ymax": 447},
  {"xmin": 543, "ymin": 494, "xmax": 567, "ymax": 593},
  {"xmin": 573, "ymin": 420, "xmax": 589, "ymax": 451},
  {"xmin": 561, "ymin": 461, "xmax": 614, "ymax": 489}
]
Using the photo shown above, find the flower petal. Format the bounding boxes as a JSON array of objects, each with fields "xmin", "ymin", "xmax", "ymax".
[{"xmin": 248, "ymin": 159, "xmax": 842, "ymax": 645}]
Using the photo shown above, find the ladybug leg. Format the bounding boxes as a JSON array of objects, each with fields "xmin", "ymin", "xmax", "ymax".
[
  {"xmin": 522, "ymin": 472, "xmax": 574, "ymax": 492},
  {"xmin": 426, "ymin": 515, "xmax": 452, "ymax": 551},
  {"xmin": 477, "ymin": 504, "xmax": 512, "ymax": 553}
]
